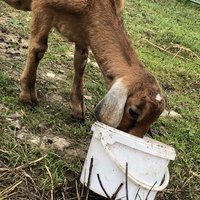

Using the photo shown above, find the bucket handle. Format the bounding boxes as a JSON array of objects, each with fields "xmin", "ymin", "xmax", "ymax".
[{"xmin": 100, "ymin": 133, "xmax": 170, "ymax": 192}]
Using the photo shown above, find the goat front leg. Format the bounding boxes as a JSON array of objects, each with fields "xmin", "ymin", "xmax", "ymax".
[
  {"xmin": 70, "ymin": 44, "xmax": 88, "ymax": 121},
  {"xmin": 19, "ymin": 12, "xmax": 51, "ymax": 105}
]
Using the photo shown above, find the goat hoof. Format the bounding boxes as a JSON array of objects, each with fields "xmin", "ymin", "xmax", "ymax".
[
  {"xmin": 71, "ymin": 111, "xmax": 85, "ymax": 122},
  {"xmin": 19, "ymin": 95, "xmax": 38, "ymax": 107},
  {"xmin": 71, "ymin": 115, "xmax": 85, "ymax": 124}
]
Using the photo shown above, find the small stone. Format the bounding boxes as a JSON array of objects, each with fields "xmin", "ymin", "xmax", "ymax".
[
  {"xmin": 29, "ymin": 136, "xmax": 41, "ymax": 146},
  {"xmin": 91, "ymin": 62, "xmax": 98, "ymax": 68},
  {"xmin": 87, "ymin": 58, "xmax": 91, "ymax": 63},
  {"xmin": 59, "ymin": 69, "xmax": 65, "ymax": 74},
  {"xmin": 52, "ymin": 136, "xmax": 70, "ymax": 151},
  {"xmin": 29, "ymin": 136, "xmax": 46, "ymax": 150},
  {"xmin": 67, "ymin": 53, "xmax": 74, "ymax": 60},
  {"xmin": 160, "ymin": 110, "xmax": 168, "ymax": 117},
  {"xmin": 169, "ymin": 110, "xmax": 182, "ymax": 118},
  {"xmin": 161, "ymin": 110, "xmax": 182, "ymax": 118},
  {"xmin": 46, "ymin": 72, "xmax": 56, "ymax": 78},
  {"xmin": 84, "ymin": 95, "xmax": 92, "ymax": 100}
]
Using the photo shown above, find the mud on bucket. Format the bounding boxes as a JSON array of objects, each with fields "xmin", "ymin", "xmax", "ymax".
[{"xmin": 80, "ymin": 122, "xmax": 176, "ymax": 200}]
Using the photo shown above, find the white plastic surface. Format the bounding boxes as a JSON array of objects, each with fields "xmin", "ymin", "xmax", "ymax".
[{"xmin": 80, "ymin": 122, "xmax": 176, "ymax": 200}]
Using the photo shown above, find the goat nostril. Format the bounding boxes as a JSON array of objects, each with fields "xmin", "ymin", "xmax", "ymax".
[{"xmin": 129, "ymin": 108, "xmax": 139, "ymax": 119}]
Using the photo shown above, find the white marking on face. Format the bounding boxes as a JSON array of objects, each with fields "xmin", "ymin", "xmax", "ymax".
[{"xmin": 156, "ymin": 93, "xmax": 162, "ymax": 102}]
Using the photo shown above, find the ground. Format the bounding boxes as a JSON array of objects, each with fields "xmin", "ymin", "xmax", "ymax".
[{"xmin": 0, "ymin": 0, "xmax": 200, "ymax": 199}]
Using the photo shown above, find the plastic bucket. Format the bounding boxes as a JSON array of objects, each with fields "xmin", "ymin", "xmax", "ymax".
[{"xmin": 80, "ymin": 122, "xmax": 176, "ymax": 200}]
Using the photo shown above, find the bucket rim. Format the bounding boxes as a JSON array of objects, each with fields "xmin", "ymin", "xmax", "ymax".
[{"xmin": 92, "ymin": 121, "xmax": 176, "ymax": 160}]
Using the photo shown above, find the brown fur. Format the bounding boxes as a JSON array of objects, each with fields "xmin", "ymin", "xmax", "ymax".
[{"xmin": 2, "ymin": 0, "xmax": 165, "ymax": 137}]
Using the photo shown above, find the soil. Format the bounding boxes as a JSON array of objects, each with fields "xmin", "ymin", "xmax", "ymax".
[{"xmin": 0, "ymin": 10, "xmax": 105, "ymax": 199}]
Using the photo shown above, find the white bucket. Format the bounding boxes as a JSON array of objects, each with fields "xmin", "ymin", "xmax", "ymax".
[{"xmin": 80, "ymin": 122, "xmax": 176, "ymax": 200}]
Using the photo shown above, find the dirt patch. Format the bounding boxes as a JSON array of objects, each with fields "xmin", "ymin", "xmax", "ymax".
[{"xmin": 0, "ymin": 6, "xmax": 100, "ymax": 199}]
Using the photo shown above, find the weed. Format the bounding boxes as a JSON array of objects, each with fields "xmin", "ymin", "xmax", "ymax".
[{"xmin": 0, "ymin": 0, "xmax": 199, "ymax": 199}]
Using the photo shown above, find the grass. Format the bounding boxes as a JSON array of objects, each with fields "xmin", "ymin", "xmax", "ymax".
[{"xmin": 0, "ymin": 0, "xmax": 200, "ymax": 199}]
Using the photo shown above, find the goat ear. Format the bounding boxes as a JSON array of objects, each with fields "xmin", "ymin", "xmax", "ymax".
[{"xmin": 95, "ymin": 79, "xmax": 128, "ymax": 128}]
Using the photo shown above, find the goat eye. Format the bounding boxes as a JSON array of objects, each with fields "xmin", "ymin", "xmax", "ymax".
[{"xmin": 129, "ymin": 108, "xmax": 139, "ymax": 119}]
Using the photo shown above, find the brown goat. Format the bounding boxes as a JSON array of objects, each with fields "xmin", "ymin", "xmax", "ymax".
[{"xmin": 2, "ymin": 0, "xmax": 165, "ymax": 137}]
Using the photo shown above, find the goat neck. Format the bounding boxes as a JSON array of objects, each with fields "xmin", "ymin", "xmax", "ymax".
[
  {"xmin": 86, "ymin": 1, "xmax": 142, "ymax": 86},
  {"xmin": 91, "ymin": 1, "xmax": 165, "ymax": 137}
]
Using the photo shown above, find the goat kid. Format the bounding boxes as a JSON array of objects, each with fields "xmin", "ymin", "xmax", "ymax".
[{"xmin": 2, "ymin": 0, "xmax": 165, "ymax": 138}]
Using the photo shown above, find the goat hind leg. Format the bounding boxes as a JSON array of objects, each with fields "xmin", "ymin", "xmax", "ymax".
[
  {"xmin": 20, "ymin": 13, "xmax": 51, "ymax": 105},
  {"xmin": 70, "ymin": 44, "xmax": 88, "ymax": 121}
]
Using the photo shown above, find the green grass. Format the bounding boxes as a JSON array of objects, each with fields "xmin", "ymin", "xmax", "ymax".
[{"xmin": 0, "ymin": 0, "xmax": 200, "ymax": 199}]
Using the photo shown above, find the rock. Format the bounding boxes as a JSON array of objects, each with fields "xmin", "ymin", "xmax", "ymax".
[
  {"xmin": 87, "ymin": 58, "xmax": 91, "ymax": 63},
  {"xmin": 67, "ymin": 53, "xmax": 74, "ymax": 60},
  {"xmin": 17, "ymin": 131, "xmax": 70, "ymax": 151},
  {"xmin": 29, "ymin": 135, "xmax": 46, "ymax": 150},
  {"xmin": 51, "ymin": 137, "xmax": 70, "ymax": 151},
  {"xmin": 84, "ymin": 95, "xmax": 92, "ymax": 100},
  {"xmin": 15, "ymin": 124, "xmax": 72, "ymax": 152},
  {"xmin": 59, "ymin": 69, "xmax": 65, "ymax": 74},
  {"xmin": 51, "ymin": 94, "xmax": 63, "ymax": 102},
  {"xmin": 169, "ymin": 110, "xmax": 182, "ymax": 118},
  {"xmin": 29, "ymin": 135, "xmax": 41, "ymax": 145},
  {"xmin": 160, "ymin": 110, "xmax": 168, "ymax": 117},
  {"xmin": 46, "ymin": 71, "xmax": 56, "ymax": 78},
  {"xmin": 161, "ymin": 110, "xmax": 182, "ymax": 118},
  {"xmin": 91, "ymin": 62, "xmax": 99, "ymax": 68}
]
